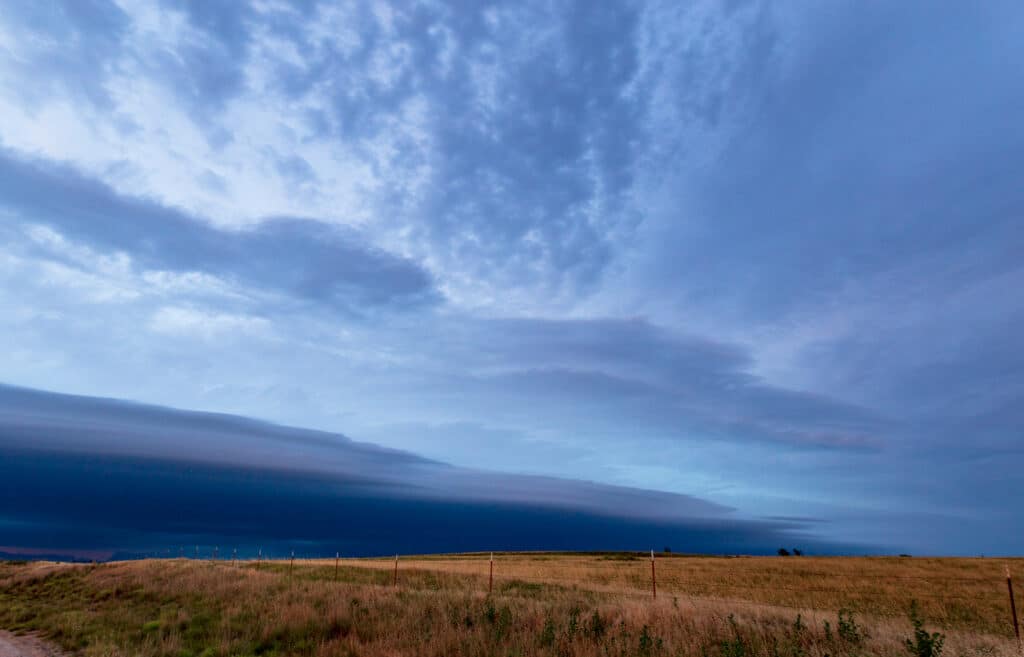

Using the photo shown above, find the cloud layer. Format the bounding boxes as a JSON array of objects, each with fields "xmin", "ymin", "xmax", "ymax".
[
  {"xmin": 0, "ymin": 150, "xmax": 437, "ymax": 313},
  {"xmin": 1, "ymin": 0, "xmax": 1023, "ymax": 555},
  {"xmin": 0, "ymin": 384, "xmax": 830, "ymax": 558}
]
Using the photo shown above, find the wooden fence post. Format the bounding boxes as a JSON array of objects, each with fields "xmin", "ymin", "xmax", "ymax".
[
  {"xmin": 290, "ymin": 550, "xmax": 295, "ymax": 578},
  {"xmin": 335, "ymin": 552, "xmax": 339, "ymax": 581},
  {"xmin": 213, "ymin": 546, "xmax": 218, "ymax": 563},
  {"xmin": 256, "ymin": 548, "xmax": 262, "ymax": 570},
  {"xmin": 651, "ymin": 549, "xmax": 657, "ymax": 599},
  {"xmin": 1008, "ymin": 566, "xmax": 1021, "ymax": 650},
  {"xmin": 393, "ymin": 554, "xmax": 399, "ymax": 587},
  {"xmin": 489, "ymin": 552, "xmax": 494, "ymax": 594}
]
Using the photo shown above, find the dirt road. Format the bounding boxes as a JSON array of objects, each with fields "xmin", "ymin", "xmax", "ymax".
[{"xmin": 0, "ymin": 632, "xmax": 65, "ymax": 657}]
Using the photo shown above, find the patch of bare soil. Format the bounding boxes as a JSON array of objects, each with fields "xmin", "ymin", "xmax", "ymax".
[{"xmin": 0, "ymin": 632, "xmax": 67, "ymax": 657}]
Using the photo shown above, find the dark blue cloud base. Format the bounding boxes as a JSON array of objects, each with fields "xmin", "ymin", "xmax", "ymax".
[{"xmin": 0, "ymin": 385, "xmax": 837, "ymax": 560}]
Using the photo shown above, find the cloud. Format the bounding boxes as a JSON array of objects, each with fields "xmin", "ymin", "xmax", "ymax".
[
  {"xmin": 0, "ymin": 149, "xmax": 439, "ymax": 314},
  {"xmin": 151, "ymin": 0, "xmax": 255, "ymax": 112},
  {"xmin": 1, "ymin": 0, "xmax": 1023, "ymax": 557},
  {"xmin": 0, "ymin": 0, "xmax": 130, "ymax": 109},
  {"xmin": 633, "ymin": 1, "xmax": 1024, "ymax": 322},
  {"xmin": 0, "ymin": 0, "xmax": 650, "ymax": 310},
  {"xmin": 389, "ymin": 0, "xmax": 645, "ymax": 299},
  {"xmin": 0, "ymin": 384, "xmax": 838, "ymax": 557},
  {"xmin": 442, "ymin": 317, "xmax": 891, "ymax": 450},
  {"xmin": 148, "ymin": 306, "xmax": 270, "ymax": 340},
  {"xmin": 597, "ymin": 0, "xmax": 1024, "ymax": 552}
]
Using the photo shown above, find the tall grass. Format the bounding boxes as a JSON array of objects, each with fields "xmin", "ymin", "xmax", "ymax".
[{"xmin": 0, "ymin": 556, "xmax": 1018, "ymax": 657}]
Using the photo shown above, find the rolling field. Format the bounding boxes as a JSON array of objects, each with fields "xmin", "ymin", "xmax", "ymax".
[{"xmin": 1, "ymin": 553, "xmax": 1021, "ymax": 657}]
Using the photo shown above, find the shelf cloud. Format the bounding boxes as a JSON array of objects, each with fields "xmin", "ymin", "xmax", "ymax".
[{"xmin": 0, "ymin": 384, "xmax": 833, "ymax": 558}]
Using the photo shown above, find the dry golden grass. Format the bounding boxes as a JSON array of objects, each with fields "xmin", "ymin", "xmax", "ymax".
[
  {"xmin": 1, "ymin": 554, "xmax": 1021, "ymax": 657},
  {"xmin": 330, "ymin": 553, "xmax": 1023, "ymax": 634}
]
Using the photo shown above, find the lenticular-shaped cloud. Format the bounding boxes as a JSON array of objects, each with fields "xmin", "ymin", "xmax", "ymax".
[{"xmin": 0, "ymin": 150, "xmax": 438, "ymax": 313}]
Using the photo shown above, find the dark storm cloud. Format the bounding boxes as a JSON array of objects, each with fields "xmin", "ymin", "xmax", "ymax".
[
  {"xmin": 0, "ymin": 384, "xmax": 840, "ymax": 558},
  {"xmin": 0, "ymin": 383, "xmax": 430, "ymax": 473},
  {"xmin": 0, "ymin": 150, "xmax": 438, "ymax": 312},
  {"xmin": 0, "ymin": 449, "xmax": 831, "ymax": 560},
  {"xmin": 0, "ymin": 383, "xmax": 728, "ymax": 522}
]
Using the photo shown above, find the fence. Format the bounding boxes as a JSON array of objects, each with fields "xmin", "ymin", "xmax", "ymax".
[{"xmin": 158, "ymin": 548, "xmax": 1024, "ymax": 639}]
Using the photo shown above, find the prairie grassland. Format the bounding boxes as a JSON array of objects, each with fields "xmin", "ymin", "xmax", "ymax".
[
  {"xmin": 0, "ymin": 554, "xmax": 1020, "ymax": 657},
  {"xmin": 329, "ymin": 553, "xmax": 1023, "ymax": 634}
]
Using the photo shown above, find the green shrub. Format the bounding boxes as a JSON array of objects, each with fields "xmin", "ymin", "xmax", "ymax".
[
  {"xmin": 904, "ymin": 601, "xmax": 945, "ymax": 657},
  {"xmin": 837, "ymin": 609, "xmax": 862, "ymax": 643},
  {"xmin": 787, "ymin": 614, "xmax": 808, "ymax": 657},
  {"xmin": 587, "ymin": 610, "xmax": 607, "ymax": 640},
  {"xmin": 638, "ymin": 625, "xmax": 655, "ymax": 656},
  {"xmin": 567, "ymin": 606, "xmax": 580, "ymax": 637},
  {"xmin": 539, "ymin": 616, "xmax": 556, "ymax": 647},
  {"xmin": 486, "ymin": 603, "xmax": 512, "ymax": 641},
  {"xmin": 719, "ymin": 614, "xmax": 747, "ymax": 657}
]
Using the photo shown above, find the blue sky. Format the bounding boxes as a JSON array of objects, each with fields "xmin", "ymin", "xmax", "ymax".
[{"xmin": 1, "ymin": 0, "xmax": 1022, "ymax": 556}]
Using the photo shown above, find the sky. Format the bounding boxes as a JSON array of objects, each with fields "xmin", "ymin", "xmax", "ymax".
[{"xmin": 0, "ymin": 0, "xmax": 1022, "ymax": 557}]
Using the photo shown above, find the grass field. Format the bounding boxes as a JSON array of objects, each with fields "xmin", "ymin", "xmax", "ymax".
[{"xmin": 1, "ymin": 553, "xmax": 1021, "ymax": 657}]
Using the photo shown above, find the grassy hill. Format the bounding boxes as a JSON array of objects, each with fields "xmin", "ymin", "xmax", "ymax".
[{"xmin": 1, "ymin": 554, "xmax": 1020, "ymax": 656}]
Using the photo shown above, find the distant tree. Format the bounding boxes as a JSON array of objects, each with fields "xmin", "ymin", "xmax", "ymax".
[
  {"xmin": 778, "ymin": 548, "xmax": 791, "ymax": 557},
  {"xmin": 663, "ymin": 546, "xmax": 672, "ymax": 554},
  {"xmin": 793, "ymin": 548, "xmax": 803, "ymax": 556}
]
